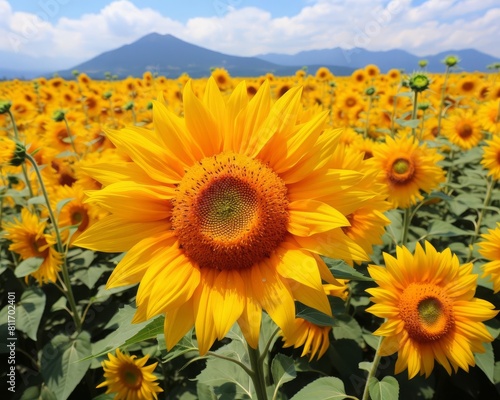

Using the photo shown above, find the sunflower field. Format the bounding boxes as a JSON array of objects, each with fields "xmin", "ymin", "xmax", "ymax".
[{"xmin": 1, "ymin": 59, "xmax": 500, "ymax": 400}]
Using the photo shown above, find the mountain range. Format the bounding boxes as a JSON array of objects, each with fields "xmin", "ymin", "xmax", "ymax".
[{"xmin": 1, "ymin": 33, "xmax": 498, "ymax": 80}]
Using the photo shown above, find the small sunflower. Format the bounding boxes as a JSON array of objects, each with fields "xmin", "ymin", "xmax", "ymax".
[
  {"xmin": 3, "ymin": 208, "xmax": 62, "ymax": 284},
  {"xmin": 0, "ymin": 136, "xmax": 16, "ymax": 165},
  {"xmin": 97, "ymin": 348, "xmax": 163, "ymax": 400},
  {"xmin": 368, "ymin": 135, "xmax": 446, "ymax": 208},
  {"xmin": 477, "ymin": 100, "xmax": 500, "ymax": 134},
  {"xmin": 481, "ymin": 135, "xmax": 500, "ymax": 180},
  {"xmin": 442, "ymin": 109, "xmax": 482, "ymax": 150},
  {"xmin": 478, "ymin": 223, "xmax": 500, "ymax": 293},
  {"xmin": 74, "ymin": 78, "xmax": 380, "ymax": 354},
  {"xmin": 211, "ymin": 67, "xmax": 232, "ymax": 91},
  {"xmin": 366, "ymin": 241, "xmax": 498, "ymax": 379}
]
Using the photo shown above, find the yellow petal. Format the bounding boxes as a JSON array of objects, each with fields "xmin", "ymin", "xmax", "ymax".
[
  {"xmin": 81, "ymin": 161, "xmax": 159, "ymax": 186},
  {"xmin": 275, "ymin": 242, "xmax": 323, "ymax": 290},
  {"xmin": 193, "ymin": 268, "xmax": 219, "ymax": 355},
  {"xmin": 237, "ymin": 269, "xmax": 262, "ymax": 349},
  {"xmin": 224, "ymin": 80, "xmax": 249, "ymax": 151},
  {"xmin": 211, "ymin": 269, "xmax": 245, "ymax": 339},
  {"xmin": 164, "ymin": 299, "xmax": 195, "ymax": 350},
  {"xmin": 145, "ymin": 254, "xmax": 201, "ymax": 319},
  {"xmin": 234, "ymin": 80, "xmax": 271, "ymax": 155},
  {"xmin": 106, "ymin": 127, "xmax": 183, "ymax": 183},
  {"xmin": 184, "ymin": 80, "xmax": 222, "ymax": 157},
  {"xmin": 203, "ymin": 76, "xmax": 228, "ymax": 142},
  {"xmin": 152, "ymin": 99, "xmax": 203, "ymax": 164},
  {"xmin": 86, "ymin": 181, "xmax": 174, "ymax": 221},
  {"xmin": 107, "ymin": 231, "xmax": 176, "ymax": 288},
  {"xmin": 251, "ymin": 259, "xmax": 295, "ymax": 336},
  {"xmin": 73, "ymin": 214, "xmax": 166, "ymax": 252},
  {"xmin": 288, "ymin": 199, "xmax": 349, "ymax": 236}
]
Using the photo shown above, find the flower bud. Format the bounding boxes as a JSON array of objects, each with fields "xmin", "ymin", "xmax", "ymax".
[
  {"xmin": 124, "ymin": 101, "xmax": 134, "ymax": 111},
  {"xmin": 52, "ymin": 110, "xmax": 66, "ymax": 122},
  {"xmin": 0, "ymin": 100, "xmax": 12, "ymax": 114},
  {"xmin": 443, "ymin": 55, "xmax": 460, "ymax": 68},
  {"xmin": 408, "ymin": 73, "xmax": 431, "ymax": 93},
  {"xmin": 365, "ymin": 86, "xmax": 376, "ymax": 96}
]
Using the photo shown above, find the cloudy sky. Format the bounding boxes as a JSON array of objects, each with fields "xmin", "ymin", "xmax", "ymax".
[{"xmin": 1, "ymin": 0, "xmax": 499, "ymax": 70}]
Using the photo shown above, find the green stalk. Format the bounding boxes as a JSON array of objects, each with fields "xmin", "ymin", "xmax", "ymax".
[
  {"xmin": 364, "ymin": 96, "xmax": 373, "ymax": 139},
  {"xmin": 63, "ymin": 115, "xmax": 80, "ymax": 160},
  {"xmin": 445, "ymin": 148, "xmax": 456, "ymax": 195},
  {"xmin": 248, "ymin": 344, "xmax": 269, "ymax": 400},
  {"xmin": 6, "ymin": 110, "xmax": 34, "ymax": 199},
  {"xmin": 411, "ymin": 91, "xmax": 419, "ymax": 139},
  {"xmin": 401, "ymin": 207, "xmax": 412, "ymax": 246},
  {"xmin": 25, "ymin": 153, "xmax": 82, "ymax": 332},
  {"xmin": 466, "ymin": 176, "xmax": 495, "ymax": 262},
  {"xmin": 436, "ymin": 65, "xmax": 450, "ymax": 136},
  {"xmin": 361, "ymin": 336, "xmax": 383, "ymax": 400}
]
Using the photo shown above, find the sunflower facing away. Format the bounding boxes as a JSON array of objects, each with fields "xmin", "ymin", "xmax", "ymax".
[
  {"xmin": 366, "ymin": 241, "xmax": 497, "ymax": 379},
  {"xmin": 97, "ymin": 348, "xmax": 163, "ymax": 400},
  {"xmin": 481, "ymin": 134, "xmax": 500, "ymax": 180},
  {"xmin": 74, "ymin": 77, "xmax": 382, "ymax": 354}
]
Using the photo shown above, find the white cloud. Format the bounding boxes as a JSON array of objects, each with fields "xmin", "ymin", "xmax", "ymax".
[{"xmin": 0, "ymin": 0, "xmax": 498, "ymax": 70}]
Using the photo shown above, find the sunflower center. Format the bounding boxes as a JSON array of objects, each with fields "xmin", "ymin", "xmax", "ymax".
[
  {"xmin": 172, "ymin": 151, "xmax": 289, "ymax": 270},
  {"xmin": 399, "ymin": 283, "xmax": 455, "ymax": 343},
  {"xmin": 120, "ymin": 364, "xmax": 143, "ymax": 389},
  {"xmin": 458, "ymin": 123, "xmax": 473, "ymax": 139},
  {"xmin": 389, "ymin": 157, "xmax": 415, "ymax": 184}
]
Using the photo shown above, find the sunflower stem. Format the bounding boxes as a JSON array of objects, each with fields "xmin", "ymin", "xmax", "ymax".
[
  {"xmin": 361, "ymin": 336, "xmax": 383, "ymax": 400},
  {"xmin": 6, "ymin": 109, "xmax": 35, "ymax": 199},
  {"xmin": 466, "ymin": 175, "xmax": 495, "ymax": 262},
  {"xmin": 63, "ymin": 115, "xmax": 81, "ymax": 160},
  {"xmin": 25, "ymin": 153, "xmax": 83, "ymax": 332},
  {"xmin": 401, "ymin": 207, "xmax": 412, "ymax": 245},
  {"xmin": 445, "ymin": 148, "xmax": 456, "ymax": 195},
  {"xmin": 436, "ymin": 65, "xmax": 451, "ymax": 136},
  {"xmin": 364, "ymin": 95, "xmax": 373, "ymax": 139},
  {"xmin": 247, "ymin": 343, "xmax": 269, "ymax": 400},
  {"xmin": 411, "ymin": 90, "xmax": 419, "ymax": 140}
]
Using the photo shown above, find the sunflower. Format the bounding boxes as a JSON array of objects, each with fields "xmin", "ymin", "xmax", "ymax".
[
  {"xmin": 315, "ymin": 67, "xmax": 333, "ymax": 81},
  {"xmin": 366, "ymin": 241, "xmax": 498, "ymax": 379},
  {"xmin": 211, "ymin": 67, "xmax": 232, "ymax": 91},
  {"xmin": 3, "ymin": 208, "xmax": 62, "ymax": 284},
  {"xmin": 481, "ymin": 135, "xmax": 500, "ymax": 180},
  {"xmin": 74, "ymin": 77, "xmax": 379, "ymax": 354},
  {"xmin": 0, "ymin": 136, "xmax": 16, "ymax": 165},
  {"xmin": 367, "ymin": 135, "xmax": 446, "ymax": 208},
  {"xmin": 97, "ymin": 348, "xmax": 163, "ymax": 400},
  {"xmin": 478, "ymin": 223, "xmax": 500, "ymax": 293},
  {"xmin": 442, "ymin": 109, "xmax": 482, "ymax": 150},
  {"xmin": 280, "ymin": 318, "xmax": 331, "ymax": 361},
  {"xmin": 477, "ymin": 100, "xmax": 500, "ymax": 134}
]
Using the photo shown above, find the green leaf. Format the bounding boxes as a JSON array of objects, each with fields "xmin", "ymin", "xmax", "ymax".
[
  {"xmin": 196, "ymin": 343, "xmax": 253, "ymax": 399},
  {"xmin": 296, "ymin": 302, "xmax": 334, "ymax": 326},
  {"xmin": 368, "ymin": 376, "xmax": 399, "ymax": 400},
  {"xmin": 41, "ymin": 331, "xmax": 92, "ymax": 400},
  {"xmin": 395, "ymin": 118, "xmax": 420, "ymax": 128},
  {"xmin": 324, "ymin": 258, "xmax": 373, "ymax": 282},
  {"xmin": 159, "ymin": 333, "xmax": 199, "ymax": 363},
  {"xmin": 271, "ymin": 354, "xmax": 296, "ymax": 392},
  {"xmin": 73, "ymin": 265, "xmax": 107, "ymax": 289},
  {"xmin": 475, "ymin": 342, "xmax": 495, "ymax": 383},
  {"xmin": 291, "ymin": 377, "xmax": 347, "ymax": 399},
  {"xmin": 332, "ymin": 314, "xmax": 364, "ymax": 346},
  {"xmin": 27, "ymin": 195, "xmax": 46, "ymax": 206},
  {"xmin": 15, "ymin": 257, "xmax": 44, "ymax": 278},
  {"xmin": 89, "ymin": 305, "xmax": 164, "ymax": 359},
  {"xmin": 196, "ymin": 382, "xmax": 217, "ymax": 400},
  {"xmin": 426, "ymin": 220, "xmax": 470, "ymax": 238},
  {"xmin": 16, "ymin": 287, "xmax": 46, "ymax": 340}
]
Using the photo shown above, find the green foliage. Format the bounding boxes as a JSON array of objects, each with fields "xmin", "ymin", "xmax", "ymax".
[{"xmin": 290, "ymin": 377, "xmax": 347, "ymax": 399}]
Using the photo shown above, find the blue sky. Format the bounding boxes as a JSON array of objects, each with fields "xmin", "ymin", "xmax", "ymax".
[{"xmin": 1, "ymin": 0, "xmax": 499, "ymax": 70}]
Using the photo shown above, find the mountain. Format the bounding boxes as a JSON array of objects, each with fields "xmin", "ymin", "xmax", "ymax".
[
  {"xmin": 257, "ymin": 47, "xmax": 498, "ymax": 73},
  {"xmin": 56, "ymin": 33, "xmax": 353, "ymax": 79}
]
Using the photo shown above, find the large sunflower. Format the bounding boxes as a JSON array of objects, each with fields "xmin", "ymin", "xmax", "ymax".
[
  {"xmin": 442, "ymin": 109, "xmax": 482, "ymax": 150},
  {"xmin": 96, "ymin": 348, "xmax": 163, "ymax": 400},
  {"xmin": 74, "ymin": 78, "xmax": 379, "ymax": 354},
  {"xmin": 367, "ymin": 135, "xmax": 445, "ymax": 209},
  {"xmin": 366, "ymin": 242, "xmax": 497, "ymax": 379}
]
